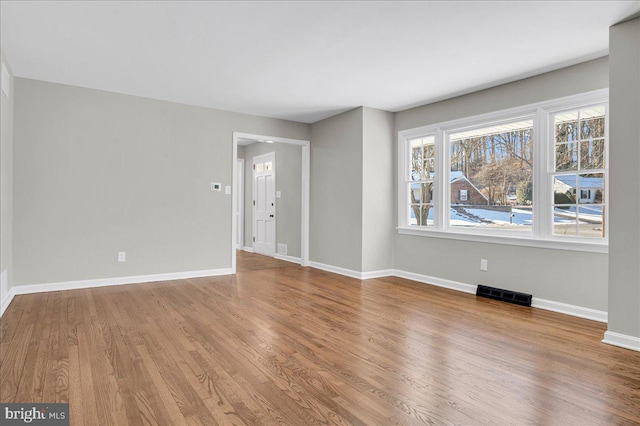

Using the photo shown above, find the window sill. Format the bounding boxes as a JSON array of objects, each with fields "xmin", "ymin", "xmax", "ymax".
[{"xmin": 396, "ymin": 227, "xmax": 608, "ymax": 254}]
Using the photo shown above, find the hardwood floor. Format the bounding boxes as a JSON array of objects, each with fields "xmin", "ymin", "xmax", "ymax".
[
  {"xmin": 236, "ymin": 251, "xmax": 294, "ymax": 272},
  {"xmin": 1, "ymin": 251, "xmax": 639, "ymax": 425}
]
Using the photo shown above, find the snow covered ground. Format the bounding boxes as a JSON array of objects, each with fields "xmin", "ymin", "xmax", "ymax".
[
  {"xmin": 409, "ymin": 205, "xmax": 603, "ymax": 227},
  {"xmin": 448, "ymin": 208, "xmax": 532, "ymax": 227}
]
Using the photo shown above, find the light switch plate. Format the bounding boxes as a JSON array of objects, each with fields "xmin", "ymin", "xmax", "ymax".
[
  {"xmin": 276, "ymin": 191, "xmax": 282, "ymax": 198},
  {"xmin": 225, "ymin": 185, "xmax": 231, "ymax": 195}
]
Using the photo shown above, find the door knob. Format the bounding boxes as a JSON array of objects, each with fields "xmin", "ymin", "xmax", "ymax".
[{"xmin": 269, "ymin": 214, "xmax": 274, "ymax": 218}]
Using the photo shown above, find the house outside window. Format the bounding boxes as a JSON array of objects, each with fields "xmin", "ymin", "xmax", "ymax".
[
  {"xmin": 397, "ymin": 90, "xmax": 608, "ymax": 251},
  {"xmin": 552, "ymin": 105, "xmax": 606, "ymax": 238}
]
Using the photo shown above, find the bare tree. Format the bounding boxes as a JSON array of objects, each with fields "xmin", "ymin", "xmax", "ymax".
[
  {"xmin": 410, "ymin": 182, "xmax": 433, "ymax": 225},
  {"xmin": 452, "ymin": 128, "xmax": 533, "ymax": 205}
]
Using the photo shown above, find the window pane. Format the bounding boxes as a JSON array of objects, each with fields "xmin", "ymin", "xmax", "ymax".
[
  {"xmin": 410, "ymin": 140, "xmax": 423, "ymax": 181},
  {"xmin": 409, "ymin": 136, "xmax": 435, "ymax": 181},
  {"xmin": 408, "ymin": 204, "xmax": 433, "ymax": 227},
  {"xmin": 553, "ymin": 206, "xmax": 577, "ymax": 236},
  {"xmin": 423, "ymin": 158, "xmax": 435, "ymax": 176},
  {"xmin": 448, "ymin": 119, "xmax": 533, "ymax": 231},
  {"xmin": 409, "ymin": 182, "xmax": 434, "ymax": 204},
  {"xmin": 421, "ymin": 205, "xmax": 434, "ymax": 227},
  {"xmin": 579, "ymin": 139, "xmax": 605, "ymax": 170},
  {"xmin": 409, "ymin": 183, "xmax": 420, "ymax": 204},
  {"xmin": 553, "ymin": 172, "xmax": 605, "ymax": 238},
  {"xmin": 409, "ymin": 204, "xmax": 420, "ymax": 226},
  {"xmin": 556, "ymin": 106, "xmax": 606, "ymax": 174},
  {"xmin": 424, "ymin": 143, "xmax": 435, "ymax": 159},
  {"xmin": 579, "ymin": 106, "xmax": 606, "ymax": 139},
  {"xmin": 555, "ymin": 142, "xmax": 578, "ymax": 171},
  {"xmin": 554, "ymin": 175, "xmax": 576, "ymax": 204},
  {"xmin": 577, "ymin": 173, "xmax": 604, "ymax": 204},
  {"xmin": 422, "ymin": 139, "xmax": 435, "ymax": 179},
  {"xmin": 555, "ymin": 111, "xmax": 579, "ymax": 142},
  {"xmin": 577, "ymin": 205, "xmax": 604, "ymax": 238},
  {"xmin": 421, "ymin": 182, "xmax": 433, "ymax": 203}
]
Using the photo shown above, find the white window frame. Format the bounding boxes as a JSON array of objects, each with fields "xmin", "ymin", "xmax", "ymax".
[{"xmin": 397, "ymin": 89, "xmax": 608, "ymax": 253}]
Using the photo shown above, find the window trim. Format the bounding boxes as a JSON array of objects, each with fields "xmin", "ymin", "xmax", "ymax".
[{"xmin": 397, "ymin": 89, "xmax": 609, "ymax": 253}]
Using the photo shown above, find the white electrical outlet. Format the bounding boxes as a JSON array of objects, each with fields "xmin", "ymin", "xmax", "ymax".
[
  {"xmin": 118, "ymin": 252, "xmax": 126, "ymax": 262},
  {"xmin": 277, "ymin": 244, "xmax": 287, "ymax": 256},
  {"xmin": 480, "ymin": 259, "xmax": 488, "ymax": 271}
]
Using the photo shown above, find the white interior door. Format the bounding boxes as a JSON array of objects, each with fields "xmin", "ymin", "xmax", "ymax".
[
  {"xmin": 235, "ymin": 158, "xmax": 244, "ymax": 249},
  {"xmin": 253, "ymin": 152, "xmax": 276, "ymax": 256}
]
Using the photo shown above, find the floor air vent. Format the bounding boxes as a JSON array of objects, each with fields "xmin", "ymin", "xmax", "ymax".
[{"xmin": 476, "ymin": 285, "xmax": 532, "ymax": 307}]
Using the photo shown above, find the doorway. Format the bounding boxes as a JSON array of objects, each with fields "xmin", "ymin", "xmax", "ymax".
[{"xmin": 232, "ymin": 132, "xmax": 310, "ymax": 273}]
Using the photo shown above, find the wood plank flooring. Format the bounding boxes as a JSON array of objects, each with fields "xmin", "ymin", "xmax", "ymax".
[{"xmin": 1, "ymin": 251, "xmax": 639, "ymax": 425}]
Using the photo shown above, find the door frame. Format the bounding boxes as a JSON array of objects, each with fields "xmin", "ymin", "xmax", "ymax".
[
  {"xmin": 251, "ymin": 151, "xmax": 276, "ymax": 257},
  {"xmin": 236, "ymin": 158, "xmax": 244, "ymax": 249},
  {"xmin": 232, "ymin": 132, "xmax": 310, "ymax": 273}
]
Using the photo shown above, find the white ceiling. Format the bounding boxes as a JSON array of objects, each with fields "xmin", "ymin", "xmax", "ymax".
[{"xmin": 1, "ymin": 1, "xmax": 638, "ymax": 123}]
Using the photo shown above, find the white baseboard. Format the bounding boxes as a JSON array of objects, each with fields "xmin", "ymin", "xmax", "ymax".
[
  {"xmin": 308, "ymin": 261, "xmax": 609, "ymax": 324},
  {"xmin": 274, "ymin": 254, "xmax": 302, "ymax": 264},
  {"xmin": 602, "ymin": 331, "xmax": 640, "ymax": 352},
  {"xmin": 393, "ymin": 270, "xmax": 609, "ymax": 320},
  {"xmin": 392, "ymin": 269, "xmax": 478, "ymax": 294},
  {"xmin": 8, "ymin": 268, "xmax": 233, "ymax": 298},
  {"xmin": 309, "ymin": 261, "xmax": 396, "ymax": 280},
  {"xmin": 1, "ymin": 287, "xmax": 16, "ymax": 318},
  {"xmin": 361, "ymin": 269, "xmax": 395, "ymax": 280},
  {"xmin": 308, "ymin": 261, "xmax": 364, "ymax": 279},
  {"xmin": 532, "ymin": 297, "xmax": 607, "ymax": 323},
  {"xmin": 242, "ymin": 246, "xmax": 254, "ymax": 253}
]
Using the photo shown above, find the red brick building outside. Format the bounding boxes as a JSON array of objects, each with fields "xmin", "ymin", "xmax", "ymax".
[{"xmin": 450, "ymin": 172, "xmax": 488, "ymax": 205}]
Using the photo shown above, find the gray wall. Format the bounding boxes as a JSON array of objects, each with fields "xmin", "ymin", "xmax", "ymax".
[
  {"xmin": 1, "ymin": 50, "xmax": 14, "ymax": 292},
  {"xmin": 608, "ymin": 16, "xmax": 640, "ymax": 337},
  {"xmin": 310, "ymin": 108, "xmax": 363, "ymax": 271},
  {"xmin": 12, "ymin": 78, "xmax": 309, "ymax": 286},
  {"xmin": 362, "ymin": 107, "xmax": 394, "ymax": 272},
  {"xmin": 238, "ymin": 142, "xmax": 302, "ymax": 258},
  {"xmin": 394, "ymin": 57, "xmax": 610, "ymax": 310}
]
